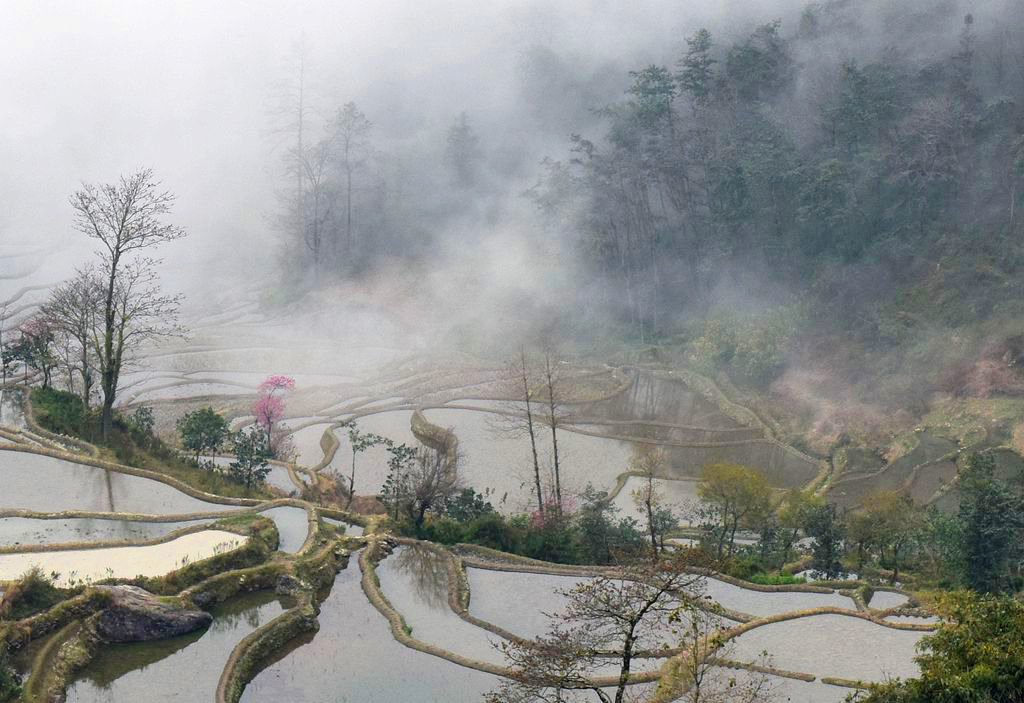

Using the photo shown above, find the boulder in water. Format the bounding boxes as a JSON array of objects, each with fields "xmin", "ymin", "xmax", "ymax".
[{"xmin": 93, "ymin": 585, "xmax": 212, "ymax": 642}]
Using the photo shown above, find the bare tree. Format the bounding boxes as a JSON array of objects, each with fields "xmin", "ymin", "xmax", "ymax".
[
  {"xmin": 40, "ymin": 267, "xmax": 101, "ymax": 408},
  {"xmin": 488, "ymin": 350, "xmax": 548, "ymax": 516},
  {"xmin": 0, "ymin": 301, "xmax": 9, "ymax": 386},
  {"xmin": 518, "ymin": 349, "xmax": 545, "ymax": 518},
  {"xmin": 491, "ymin": 557, "xmax": 707, "ymax": 703},
  {"xmin": 670, "ymin": 598, "xmax": 774, "ymax": 703},
  {"xmin": 404, "ymin": 441, "xmax": 460, "ymax": 533},
  {"xmin": 382, "ymin": 438, "xmax": 460, "ymax": 534},
  {"xmin": 331, "ymin": 101, "xmax": 372, "ymax": 256},
  {"xmin": 69, "ymin": 169, "xmax": 187, "ymax": 438},
  {"xmin": 298, "ymin": 134, "xmax": 338, "ymax": 280},
  {"xmin": 541, "ymin": 349, "xmax": 568, "ymax": 514},
  {"xmin": 630, "ymin": 445, "xmax": 668, "ymax": 562},
  {"xmin": 269, "ymin": 37, "xmax": 314, "ymax": 264}
]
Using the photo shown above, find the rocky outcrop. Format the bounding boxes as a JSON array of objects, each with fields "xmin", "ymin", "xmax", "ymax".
[{"xmin": 92, "ymin": 585, "xmax": 211, "ymax": 642}]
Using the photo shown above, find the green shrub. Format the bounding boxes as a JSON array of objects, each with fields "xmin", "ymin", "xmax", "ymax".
[
  {"xmin": 0, "ymin": 651, "xmax": 20, "ymax": 703},
  {"xmin": 748, "ymin": 572, "xmax": 807, "ymax": 585},
  {"xmin": 1, "ymin": 566, "xmax": 70, "ymax": 620},
  {"xmin": 420, "ymin": 516, "xmax": 466, "ymax": 545},
  {"xmin": 30, "ymin": 387, "xmax": 87, "ymax": 436}
]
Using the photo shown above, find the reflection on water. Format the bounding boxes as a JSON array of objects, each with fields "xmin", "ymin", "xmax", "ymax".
[
  {"xmin": 377, "ymin": 545, "xmax": 504, "ymax": 665},
  {"xmin": 0, "ymin": 516, "xmax": 201, "ymax": 548},
  {"xmin": 66, "ymin": 591, "xmax": 286, "ymax": 703},
  {"xmin": 0, "ymin": 389, "xmax": 26, "ymax": 429},
  {"xmin": 730, "ymin": 614, "xmax": 925, "ymax": 682},
  {"xmin": 241, "ymin": 562, "xmax": 500, "ymax": 703},
  {"xmin": 391, "ymin": 543, "xmax": 449, "ymax": 610},
  {"xmin": 0, "ymin": 451, "xmax": 221, "ymax": 515},
  {"xmin": 258, "ymin": 506, "xmax": 309, "ymax": 554}
]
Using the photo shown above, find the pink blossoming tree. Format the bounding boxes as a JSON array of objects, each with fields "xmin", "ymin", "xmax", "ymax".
[{"xmin": 252, "ymin": 375, "xmax": 295, "ymax": 458}]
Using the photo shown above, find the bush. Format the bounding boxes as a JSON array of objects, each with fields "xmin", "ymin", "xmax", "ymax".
[
  {"xmin": 0, "ymin": 651, "xmax": 20, "ymax": 703},
  {"xmin": 30, "ymin": 387, "xmax": 87, "ymax": 436},
  {"xmin": 419, "ymin": 516, "xmax": 466, "ymax": 545},
  {"xmin": 0, "ymin": 566, "xmax": 69, "ymax": 620},
  {"xmin": 748, "ymin": 572, "xmax": 807, "ymax": 585}
]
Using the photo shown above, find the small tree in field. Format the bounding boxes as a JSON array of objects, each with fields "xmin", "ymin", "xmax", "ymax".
[
  {"xmin": 177, "ymin": 407, "xmax": 230, "ymax": 464},
  {"xmin": 379, "ymin": 439, "xmax": 460, "ymax": 532},
  {"xmin": 697, "ymin": 463, "xmax": 773, "ymax": 559},
  {"xmin": 229, "ymin": 427, "xmax": 272, "ymax": 491},
  {"xmin": 12, "ymin": 317, "xmax": 58, "ymax": 387},
  {"xmin": 340, "ymin": 419, "xmax": 388, "ymax": 509},
  {"xmin": 805, "ymin": 503, "xmax": 846, "ymax": 579},
  {"xmin": 252, "ymin": 375, "xmax": 295, "ymax": 457},
  {"xmin": 630, "ymin": 445, "xmax": 671, "ymax": 561},
  {"xmin": 489, "ymin": 556, "xmax": 706, "ymax": 703}
]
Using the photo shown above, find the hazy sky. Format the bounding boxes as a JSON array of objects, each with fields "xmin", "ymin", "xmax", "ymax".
[{"xmin": 1, "ymin": 1, "xmax": 818, "ymax": 253}]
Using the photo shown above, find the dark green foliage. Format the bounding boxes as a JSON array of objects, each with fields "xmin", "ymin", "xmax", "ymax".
[
  {"xmin": 958, "ymin": 452, "xmax": 1024, "ymax": 593},
  {"xmin": 442, "ymin": 487, "xmax": 495, "ymax": 522},
  {"xmin": 177, "ymin": 407, "xmax": 230, "ymax": 463},
  {"xmin": 228, "ymin": 427, "xmax": 272, "ymax": 491},
  {"xmin": 379, "ymin": 442, "xmax": 416, "ymax": 521},
  {"xmin": 676, "ymin": 28, "xmax": 716, "ymax": 105},
  {"xmin": 575, "ymin": 486, "xmax": 645, "ymax": 565},
  {"xmin": 413, "ymin": 487, "xmax": 645, "ymax": 566},
  {"xmin": 805, "ymin": 503, "xmax": 846, "ymax": 579},
  {"xmin": 30, "ymin": 387, "xmax": 268, "ymax": 499},
  {"xmin": 858, "ymin": 591, "xmax": 1024, "ymax": 703},
  {"xmin": 0, "ymin": 651, "xmax": 19, "ymax": 703},
  {"xmin": 747, "ymin": 572, "xmax": 806, "ymax": 586},
  {"xmin": 522, "ymin": 8, "xmax": 1024, "ymax": 403},
  {"xmin": 725, "ymin": 21, "xmax": 794, "ymax": 102},
  {"xmin": 0, "ymin": 567, "xmax": 71, "ymax": 620},
  {"xmin": 30, "ymin": 386, "xmax": 86, "ymax": 436}
]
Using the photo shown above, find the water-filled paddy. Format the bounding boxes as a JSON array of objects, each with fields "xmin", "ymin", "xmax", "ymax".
[
  {"xmin": 66, "ymin": 590, "xmax": 288, "ymax": 703},
  {"xmin": 609, "ymin": 476, "xmax": 700, "ymax": 520},
  {"xmin": 0, "ymin": 516, "xmax": 200, "ymax": 547},
  {"xmin": 702, "ymin": 577, "xmax": 855, "ymax": 617},
  {"xmin": 129, "ymin": 382, "xmax": 253, "ymax": 403},
  {"xmin": 321, "ymin": 516, "xmax": 363, "ymax": 537},
  {"xmin": 376, "ymin": 546, "xmax": 505, "ymax": 665},
  {"xmin": 258, "ymin": 506, "xmax": 309, "ymax": 553},
  {"xmin": 0, "ymin": 529, "xmax": 243, "ymax": 585},
  {"xmin": 466, "ymin": 567, "xmax": 589, "ymax": 640},
  {"xmin": 705, "ymin": 667, "xmax": 852, "ymax": 703},
  {"xmin": 326, "ymin": 411, "xmax": 417, "ymax": 497},
  {"xmin": 0, "ymin": 389, "xmax": 26, "ymax": 429},
  {"xmin": 423, "ymin": 408, "xmax": 634, "ymax": 512},
  {"xmin": 287, "ymin": 422, "xmax": 334, "ymax": 467},
  {"xmin": 730, "ymin": 614, "xmax": 925, "ymax": 681},
  {"xmin": 870, "ymin": 591, "xmax": 910, "ymax": 609},
  {"xmin": 0, "ymin": 451, "xmax": 225, "ymax": 515},
  {"xmin": 240, "ymin": 562, "xmax": 501, "ymax": 703},
  {"xmin": 467, "ymin": 566, "xmax": 854, "ymax": 632}
]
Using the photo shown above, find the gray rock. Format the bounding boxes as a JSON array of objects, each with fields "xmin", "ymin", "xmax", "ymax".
[
  {"xmin": 274, "ymin": 573, "xmax": 307, "ymax": 596},
  {"xmin": 93, "ymin": 585, "xmax": 212, "ymax": 642}
]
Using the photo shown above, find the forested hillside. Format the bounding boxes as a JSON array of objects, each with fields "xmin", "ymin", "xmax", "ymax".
[
  {"xmin": 272, "ymin": 0, "xmax": 1024, "ymax": 442},
  {"xmin": 527, "ymin": 0, "xmax": 1024, "ymax": 439}
]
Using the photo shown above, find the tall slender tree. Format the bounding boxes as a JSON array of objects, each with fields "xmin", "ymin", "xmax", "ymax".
[{"xmin": 69, "ymin": 168, "xmax": 186, "ymax": 438}]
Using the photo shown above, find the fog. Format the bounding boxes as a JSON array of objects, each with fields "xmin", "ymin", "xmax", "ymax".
[
  {"xmin": 2, "ymin": 0, "xmax": 815, "ymax": 303},
  {"xmin": 4, "ymin": 0, "xmax": 1023, "ymax": 399}
]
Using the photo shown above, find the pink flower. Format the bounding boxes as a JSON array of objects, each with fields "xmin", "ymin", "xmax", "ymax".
[
  {"xmin": 258, "ymin": 375, "xmax": 295, "ymax": 394},
  {"xmin": 252, "ymin": 394, "xmax": 285, "ymax": 431}
]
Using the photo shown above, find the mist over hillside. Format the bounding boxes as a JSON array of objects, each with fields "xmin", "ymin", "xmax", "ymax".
[{"xmin": 4, "ymin": 0, "xmax": 1024, "ymax": 439}]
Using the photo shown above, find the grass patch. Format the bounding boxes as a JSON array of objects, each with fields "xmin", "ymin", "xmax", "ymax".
[
  {"xmin": 747, "ymin": 572, "xmax": 807, "ymax": 586},
  {"xmin": 30, "ymin": 388, "xmax": 272, "ymax": 500},
  {"xmin": 0, "ymin": 567, "xmax": 78, "ymax": 621}
]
